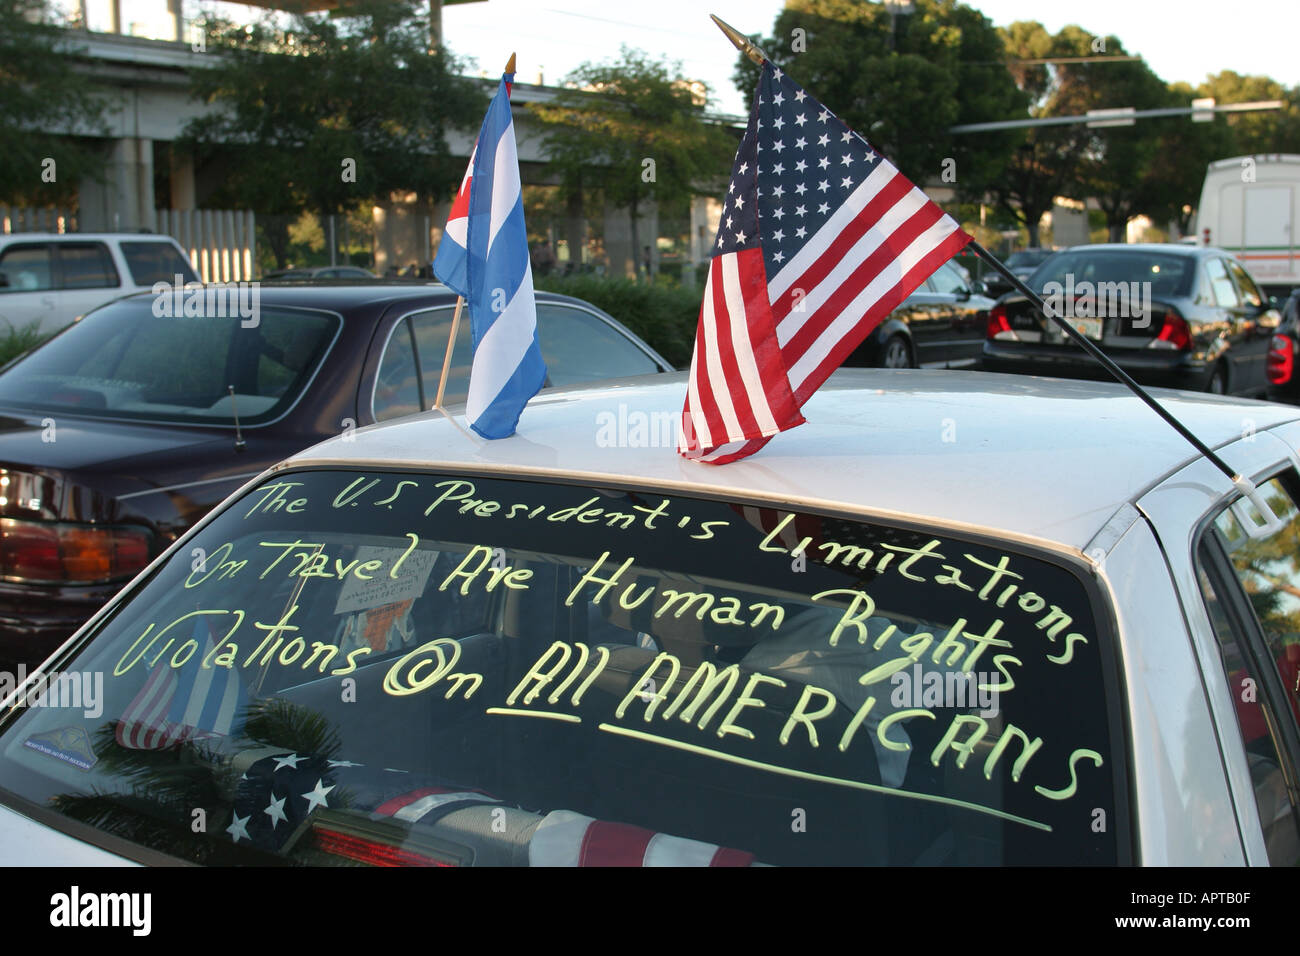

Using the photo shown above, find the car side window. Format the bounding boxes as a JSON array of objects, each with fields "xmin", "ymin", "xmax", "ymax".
[
  {"xmin": 120, "ymin": 241, "xmax": 199, "ymax": 286},
  {"xmin": 373, "ymin": 319, "xmax": 423, "ymax": 422},
  {"xmin": 0, "ymin": 244, "xmax": 53, "ymax": 292},
  {"xmin": 928, "ymin": 262, "xmax": 967, "ymax": 296},
  {"xmin": 1205, "ymin": 258, "xmax": 1240, "ymax": 308},
  {"xmin": 410, "ymin": 307, "xmax": 472, "ymax": 407},
  {"xmin": 1225, "ymin": 260, "xmax": 1264, "ymax": 309},
  {"xmin": 535, "ymin": 303, "xmax": 659, "ymax": 386},
  {"xmin": 56, "ymin": 242, "xmax": 119, "ymax": 289},
  {"xmin": 1198, "ymin": 476, "xmax": 1300, "ymax": 864}
]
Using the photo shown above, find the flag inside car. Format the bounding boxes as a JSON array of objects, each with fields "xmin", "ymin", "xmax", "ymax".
[{"xmin": 680, "ymin": 60, "xmax": 972, "ymax": 463}]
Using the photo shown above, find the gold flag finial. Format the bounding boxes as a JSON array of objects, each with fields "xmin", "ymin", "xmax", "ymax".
[
  {"xmin": 710, "ymin": 14, "xmax": 767, "ymax": 67},
  {"xmin": 505, "ymin": 52, "xmax": 516, "ymax": 74}
]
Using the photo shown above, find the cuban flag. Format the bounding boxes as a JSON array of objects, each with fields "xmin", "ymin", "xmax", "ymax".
[
  {"xmin": 115, "ymin": 615, "xmax": 248, "ymax": 750},
  {"xmin": 433, "ymin": 70, "xmax": 546, "ymax": 439}
]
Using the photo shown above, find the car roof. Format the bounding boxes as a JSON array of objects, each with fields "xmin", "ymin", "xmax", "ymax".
[
  {"xmin": 113, "ymin": 282, "xmax": 605, "ymax": 313},
  {"xmin": 1051, "ymin": 243, "xmax": 1214, "ymax": 258},
  {"xmin": 0, "ymin": 233, "xmax": 183, "ymax": 242},
  {"xmin": 278, "ymin": 369, "xmax": 1300, "ymax": 554}
]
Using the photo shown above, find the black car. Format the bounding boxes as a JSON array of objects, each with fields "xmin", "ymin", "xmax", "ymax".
[
  {"xmin": 984, "ymin": 243, "xmax": 1282, "ymax": 395},
  {"xmin": 1265, "ymin": 288, "xmax": 1300, "ymax": 403},
  {"xmin": 0, "ymin": 283, "xmax": 671, "ymax": 668},
  {"xmin": 846, "ymin": 260, "xmax": 993, "ymax": 369}
]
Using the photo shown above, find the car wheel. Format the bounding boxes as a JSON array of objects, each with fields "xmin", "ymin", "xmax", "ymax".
[
  {"xmin": 882, "ymin": 335, "xmax": 913, "ymax": 369},
  {"xmin": 1207, "ymin": 364, "xmax": 1228, "ymax": 395}
]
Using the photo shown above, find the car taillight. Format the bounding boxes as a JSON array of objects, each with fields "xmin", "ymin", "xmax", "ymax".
[
  {"xmin": 0, "ymin": 519, "xmax": 151, "ymax": 584},
  {"xmin": 1268, "ymin": 334, "xmax": 1296, "ymax": 385},
  {"xmin": 987, "ymin": 303, "xmax": 1015, "ymax": 340},
  {"xmin": 1150, "ymin": 308, "xmax": 1192, "ymax": 350}
]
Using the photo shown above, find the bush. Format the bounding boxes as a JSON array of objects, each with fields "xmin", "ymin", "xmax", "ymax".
[
  {"xmin": 534, "ymin": 274, "xmax": 701, "ymax": 369},
  {"xmin": 0, "ymin": 322, "xmax": 48, "ymax": 368}
]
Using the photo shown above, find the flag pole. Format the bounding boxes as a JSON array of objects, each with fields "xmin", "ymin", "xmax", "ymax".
[
  {"xmin": 433, "ymin": 53, "xmax": 516, "ymax": 412},
  {"xmin": 433, "ymin": 295, "xmax": 463, "ymax": 410}
]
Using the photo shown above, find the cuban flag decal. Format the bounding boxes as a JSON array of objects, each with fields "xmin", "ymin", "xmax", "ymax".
[{"xmin": 433, "ymin": 69, "xmax": 546, "ymax": 439}]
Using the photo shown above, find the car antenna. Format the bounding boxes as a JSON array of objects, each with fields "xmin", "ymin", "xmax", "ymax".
[
  {"xmin": 227, "ymin": 385, "xmax": 247, "ymax": 454},
  {"xmin": 968, "ymin": 238, "xmax": 1283, "ymax": 534}
]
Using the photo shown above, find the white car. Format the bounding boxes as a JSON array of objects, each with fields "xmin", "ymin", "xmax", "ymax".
[
  {"xmin": 0, "ymin": 233, "xmax": 198, "ymax": 337},
  {"xmin": 0, "ymin": 370, "xmax": 1297, "ymax": 866}
]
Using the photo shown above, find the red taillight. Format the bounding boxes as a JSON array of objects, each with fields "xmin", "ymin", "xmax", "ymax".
[
  {"xmin": 1268, "ymin": 334, "xmax": 1295, "ymax": 385},
  {"xmin": 0, "ymin": 519, "xmax": 151, "ymax": 584},
  {"xmin": 1152, "ymin": 308, "xmax": 1192, "ymax": 350},
  {"xmin": 987, "ymin": 303, "xmax": 1013, "ymax": 339},
  {"xmin": 313, "ymin": 827, "xmax": 455, "ymax": 867}
]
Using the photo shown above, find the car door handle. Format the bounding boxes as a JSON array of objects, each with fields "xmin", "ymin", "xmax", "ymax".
[{"xmin": 40, "ymin": 295, "xmax": 54, "ymax": 307}]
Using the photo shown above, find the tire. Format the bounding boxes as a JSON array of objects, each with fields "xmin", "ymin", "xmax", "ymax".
[
  {"xmin": 1207, "ymin": 364, "xmax": 1228, "ymax": 395},
  {"xmin": 882, "ymin": 335, "xmax": 913, "ymax": 369}
]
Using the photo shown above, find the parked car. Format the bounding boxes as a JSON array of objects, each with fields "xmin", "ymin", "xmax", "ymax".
[
  {"xmin": 0, "ymin": 283, "xmax": 671, "ymax": 669},
  {"xmin": 984, "ymin": 243, "xmax": 1283, "ymax": 395},
  {"xmin": 0, "ymin": 369, "xmax": 1297, "ymax": 866},
  {"xmin": 262, "ymin": 266, "xmax": 378, "ymax": 280},
  {"xmin": 1265, "ymin": 288, "xmax": 1300, "ymax": 403},
  {"xmin": 982, "ymin": 248, "xmax": 1057, "ymax": 297},
  {"xmin": 846, "ymin": 260, "xmax": 994, "ymax": 368},
  {"xmin": 0, "ymin": 233, "xmax": 199, "ymax": 337}
]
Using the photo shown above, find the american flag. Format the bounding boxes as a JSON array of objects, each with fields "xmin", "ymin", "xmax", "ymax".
[{"xmin": 680, "ymin": 61, "xmax": 972, "ymax": 463}]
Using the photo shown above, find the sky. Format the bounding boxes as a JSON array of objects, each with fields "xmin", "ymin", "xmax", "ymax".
[{"xmin": 82, "ymin": 0, "xmax": 1300, "ymax": 119}]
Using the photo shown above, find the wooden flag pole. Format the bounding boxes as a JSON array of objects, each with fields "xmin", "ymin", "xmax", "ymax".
[
  {"xmin": 433, "ymin": 294, "xmax": 463, "ymax": 410},
  {"xmin": 432, "ymin": 53, "xmax": 515, "ymax": 412}
]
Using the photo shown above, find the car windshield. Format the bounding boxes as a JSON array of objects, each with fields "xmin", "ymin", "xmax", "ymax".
[
  {"xmin": 0, "ymin": 469, "xmax": 1122, "ymax": 866},
  {"xmin": 0, "ymin": 298, "xmax": 338, "ymax": 426},
  {"xmin": 1028, "ymin": 250, "xmax": 1194, "ymax": 297}
]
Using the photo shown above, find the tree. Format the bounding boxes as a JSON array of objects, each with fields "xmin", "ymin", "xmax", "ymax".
[
  {"xmin": 1198, "ymin": 71, "xmax": 1300, "ymax": 157},
  {"xmin": 733, "ymin": 0, "xmax": 1027, "ymax": 204},
  {"xmin": 181, "ymin": 0, "xmax": 484, "ymax": 267},
  {"xmin": 0, "ymin": 0, "xmax": 108, "ymax": 205},
  {"xmin": 530, "ymin": 47, "xmax": 734, "ymax": 278}
]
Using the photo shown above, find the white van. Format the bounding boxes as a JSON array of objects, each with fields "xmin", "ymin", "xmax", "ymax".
[
  {"xmin": 0, "ymin": 233, "xmax": 199, "ymax": 337},
  {"xmin": 1196, "ymin": 154, "xmax": 1300, "ymax": 296}
]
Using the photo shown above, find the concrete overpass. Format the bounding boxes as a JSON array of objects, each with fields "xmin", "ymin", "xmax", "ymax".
[{"xmin": 34, "ymin": 27, "xmax": 731, "ymax": 278}]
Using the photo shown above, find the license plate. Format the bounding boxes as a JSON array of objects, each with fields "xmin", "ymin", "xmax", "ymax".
[{"xmin": 1072, "ymin": 318, "xmax": 1102, "ymax": 340}]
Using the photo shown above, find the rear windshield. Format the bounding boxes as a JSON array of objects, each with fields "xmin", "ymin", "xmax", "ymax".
[
  {"xmin": 0, "ymin": 298, "xmax": 338, "ymax": 426},
  {"xmin": 1028, "ymin": 250, "xmax": 1194, "ymax": 298},
  {"xmin": 0, "ymin": 470, "xmax": 1123, "ymax": 866},
  {"xmin": 120, "ymin": 241, "xmax": 200, "ymax": 286}
]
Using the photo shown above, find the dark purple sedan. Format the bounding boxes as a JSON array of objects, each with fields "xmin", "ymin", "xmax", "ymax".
[{"xmin": 0, "ymin": 282, "xmax": 671, "ymax": 668}]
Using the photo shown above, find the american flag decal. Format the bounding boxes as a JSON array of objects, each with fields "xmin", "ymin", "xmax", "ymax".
[{"xmin": 680, "ymin": 61, "xmax": 972, "ymax": 463}]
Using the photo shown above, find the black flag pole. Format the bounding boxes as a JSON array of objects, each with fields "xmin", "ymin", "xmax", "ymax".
[{"xmin": 709, "ymin": 13, "xmax": 1273, "ymax": 515}]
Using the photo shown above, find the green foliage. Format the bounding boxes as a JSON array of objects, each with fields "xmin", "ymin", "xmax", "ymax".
[
  {"xmin": 0, "ymin": 320, "xmax": 47, "ymax": 367},
  {"xmin": 1198, "ymin": 71, "xmax": 1300, "ymax": 157},
  {"xmin": 530, "ymin": 47, "xmax": 734, "ymax": 269},
  {"xmin": 0, "ymin": 0, "xmax": 108, "ymax": 204},
  {"xmin": 533, "ymin": 273, "xmax": 700, "ymax": 368},
  {"xmin": 737, "ymin": 0, "xmax": 1026, "ymax": 201},
  {"xmin": 181, "ymin": 0, "xmax": 485, "ymax": 259}
]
